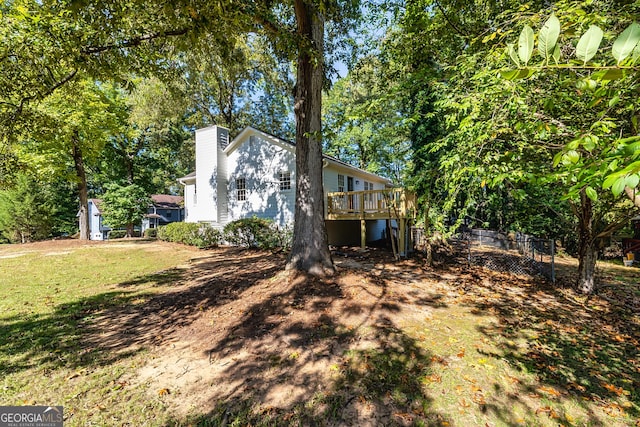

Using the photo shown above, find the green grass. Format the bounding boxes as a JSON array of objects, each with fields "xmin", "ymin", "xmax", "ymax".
[{"xmin": 0, "ymin": 240, "xmax": 199, "ymax": 426}]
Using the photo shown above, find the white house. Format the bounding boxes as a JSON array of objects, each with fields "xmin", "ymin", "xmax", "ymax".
[
  {"xmin": 87, "ymin": 198, "xmax": 111, "ymax": 241},
  {"xmin": 178, "ymin": 125, "xmax": 401, "ymax": 246}
]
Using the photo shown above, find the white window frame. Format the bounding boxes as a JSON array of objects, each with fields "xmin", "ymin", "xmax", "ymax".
[
  {"xmin": 337, "ymin": 174, "xmax": 345, "ymax": 192},
  {"xmin": 279, "ymin": 171, "xmax": 291, "ymax": 191},
  {"xmin": 236, "ymin": 177, "xmax": 246, "ymax": 201}
]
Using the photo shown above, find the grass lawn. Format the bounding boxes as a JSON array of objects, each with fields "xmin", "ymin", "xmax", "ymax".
[{"xmin": 0, "ymin": 240, "xmax": 638, "ymax": 426}]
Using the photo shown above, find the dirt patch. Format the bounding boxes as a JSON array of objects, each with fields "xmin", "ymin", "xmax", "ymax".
[{"xmin": 101, "ymin": 247, "xmax": 445, "ymax": 421}]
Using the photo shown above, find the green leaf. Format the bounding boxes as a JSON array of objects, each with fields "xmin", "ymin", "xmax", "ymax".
[
  {"xmin": 591, "ymin": 68, "xmax": 626, "ymax": 81},
  {"xmin": 576, "ymin": 25, "xmax": 603, "ymax": 64},
  {"xmin": 612, "ymin": 177, "xmax": 626, "ymax": 196},
  {"xmin": 583, "ymin": 136, "xmax": 596, "ymax": 152},
  {"xmin": 506, "ymin": 43, "xmax": 520, "ymax": 67},
  {"xmin": 565, "ymin": 150, "xmax": 580, "ymax": 164},
  {"xmin": 609, "ymin": 95, "xmax": 620, "ymax": 107},
  {"xmin": 585, "ymin": 186, "xmax": 598, "ymax": 201},
  {"xmin": 538, "ymin": 14, "xmax": 561, "ymax": 63},
  {"xmin": 500, "ymin": 68, "xmax": 536, "ymax": 80},
  {"xmin": 518, "ymin": 25, "xmax": 535, "ymax": 65},
  {"xmin": 603, "ymin": 173, "xmax": 618, "ymax": 189},
  {"xmin": 625, "ymin": 174, "xmax": 639, "ymax": 188},
  {"xmin": 612, "ymin": 22, "xmax": 640, "ymax": 64},
  {"xmin": 552, "ymin": 43, "xmax": 561, "ymax": 64}
]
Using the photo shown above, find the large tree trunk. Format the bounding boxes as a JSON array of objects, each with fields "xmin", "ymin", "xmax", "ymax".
[
  {"xmin": 286, "ymin": 0, "xmax": 335, "ymax": 276},
  {"xmin": 576, "ymin": 189, "xmax": 597, "ymax": 293},
  {"xmin": 72, "ymin": 131, "xmax": 90, "ymax": 240}
]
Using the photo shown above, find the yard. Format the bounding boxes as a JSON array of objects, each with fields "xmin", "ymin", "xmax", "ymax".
[{"xmin": 0, "ymin": 239, "xmax": 638, "ymax": 426}]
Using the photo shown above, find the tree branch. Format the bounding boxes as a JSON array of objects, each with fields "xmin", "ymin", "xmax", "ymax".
[
  {"xmin": 81, "ymin": 28, "xmax": 190, "ymax": 55},
  {"xmin": 434, "ymin": 0, "xmax": 468, "ymax": 37}
]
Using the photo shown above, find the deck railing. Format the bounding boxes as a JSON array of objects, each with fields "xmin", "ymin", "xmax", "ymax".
[{"xmin": 326, "ymin": 188, "xmax": 416, "ymax": 220}]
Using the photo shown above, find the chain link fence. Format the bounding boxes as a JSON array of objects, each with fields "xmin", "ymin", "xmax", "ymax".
[{"xmin": 454, "ymin": 229, "xmax": 556, "ymax": 283}]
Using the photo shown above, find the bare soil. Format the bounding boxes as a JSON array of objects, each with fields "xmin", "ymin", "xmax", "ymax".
[{"xmin": 70, "ymin": 245, "xmax": 459, "ymax": 424}]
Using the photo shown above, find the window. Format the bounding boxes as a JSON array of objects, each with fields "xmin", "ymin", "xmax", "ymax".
[
  {"xmin": 279, "ymin": 171, "xmax": 291, "ymax": 191},
  {"xmin": 364, "ymin": 181, "xmax": 374, "ymax": 202},
  {"xmin": 337, "ymin": 174, "xmax": 345, "ymax": 192},
  {"xmin": 166, "ymin": 211, "xmax": 172, "ymax": 218},
  {"xmin": 236, "ymin": 178, "xmax": 246, "ymax": 201}
]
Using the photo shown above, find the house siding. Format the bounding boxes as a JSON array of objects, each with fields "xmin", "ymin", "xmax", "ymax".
[
  {"xmin": 180, "ymin": 126, "xmax": 394, "ymax": 246},
  {"xmin": 227, "ymin": 132, "xmax": 296, "ymax": 227}
]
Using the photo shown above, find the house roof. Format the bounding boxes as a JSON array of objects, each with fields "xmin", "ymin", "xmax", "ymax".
[
  {"xmin": 177, "ymin": 171, "xmax": 196, "ymax": 183},
  {"xmin": 151, "ymin": 194, "xmax": 183, "ymax": 209},
  {"xmin": 181, "ymin": 126, "xmax": 393, "ymax": 186},
  {"xmin": 89, "ymin": 198, "xmax": 103, "ymax": 215}
]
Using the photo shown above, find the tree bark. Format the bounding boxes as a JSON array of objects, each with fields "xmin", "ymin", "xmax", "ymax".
[
  {"xmin": 286, "ymin": 0, "xmax": 335, "ymax": 276},
  {"xmin": 576, "ymin": 189, "xmax": 597, "ymax": 293},
  {"xmin": 624, "ymin": 185, "xmax": 640, "ymax": 208},
  {"xmin": 72, "ymin": 131, "xmax": 90, "ymax": 240}
]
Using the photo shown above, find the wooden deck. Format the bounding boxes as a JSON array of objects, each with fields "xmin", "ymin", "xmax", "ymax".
[
  {"xmin": 325, "ymin": 188, "xmax": 416, "ymax": 220},
  {"xmin": 325, "ymin": 188, "xmax": 416, "ymax": 256}
]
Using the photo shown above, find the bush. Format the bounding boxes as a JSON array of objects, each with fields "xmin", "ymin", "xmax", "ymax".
[
  {"xmin": 144, "ymin": 228, "xmax": 157, "ymax": 238},
  {"xmin": 223, "ymin": 217, "xmax": 292, "ymax": 250},
  {"xmin": 108, "ymin": 230, "xmax": 127, "ymax": 239},
  {"xmin": 157, "ymin": 222, "xmax": 221, "ymax": 248}
]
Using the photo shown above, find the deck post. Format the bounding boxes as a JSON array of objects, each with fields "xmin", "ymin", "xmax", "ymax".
[
  {"xmin": 360, "ymin": 218, "xmax": 366, "ymax": 250},
  {"xmin": 399, "ymin": 218, "xmax": 406, "ymax": 257}
]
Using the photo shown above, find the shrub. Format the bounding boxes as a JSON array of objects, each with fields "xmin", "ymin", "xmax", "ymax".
[
  {"xmin": 108, "ymin": 230, "xmax": 127, "ymax": 239},
  {"xmin": 223, "ymin": 217, "xmax": 292, "ymax": 250},
  {"xmin": 157, "ymin": 222, "xmax": 221, "ymax": 248},
  {"xmin": 144, "ymin": 228, "xmax": 158, "ymax": 238}
]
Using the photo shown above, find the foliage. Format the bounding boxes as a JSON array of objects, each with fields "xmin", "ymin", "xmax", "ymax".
[
  {"xmin": 323, "ymin": 55, "xmax": 411, "ymax": 182},
  {"xmin": 144, "ymin": 228, "xmax": 158, "ymax": 238},
  {"xmin": 108, "ymin": 230, "xmax": 128, "ymax": 239},
  {"xmin": 501, "ymin": 9, "xmax": 640, "ymax": 201},
  {"xmin": 100, "ymin": 184, "xmax": 150, "ymax": 237},
  {"xmin": 0, "ymin": 174, "xmax": 55, "ymax": 243},
  {"xmin": 223, "ymin": 217, "xmax": 291, "ymax": 250},
  {"xmin": 157, "ymin": 222, "xmax": 222, "ymax": 248}
]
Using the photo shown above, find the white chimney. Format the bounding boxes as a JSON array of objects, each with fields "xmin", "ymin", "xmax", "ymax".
[{"xmin": 194, "ymin": 125, "xmax": 229, "ymax": 224}]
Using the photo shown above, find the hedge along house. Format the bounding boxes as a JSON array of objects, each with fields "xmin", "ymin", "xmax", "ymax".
[{"xmin": 178, "ymin": 126, "xmax": 416, "ymax": 254}]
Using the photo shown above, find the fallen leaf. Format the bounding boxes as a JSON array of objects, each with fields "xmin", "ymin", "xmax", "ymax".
[
  {"xmin": 613, "ymin": 334, "xmax": 625, "ymax": 342},
  {"xmin": 602, "ymin": 383, "xmax": 626, "ymax": 396},
  {"xmin": 462, "ymin": 375, "xmax": 477, "ymax": 384},
  {"xmin": 459, "ymin": 398, "xmax": 470, "ymax": 408},
  {"xmin": 602, "ymin": 403, "xmax": 625, "ymax": 417},
  {"xmin": 471, "ymin": 392, "xmax": 486, "ymax": 405},
  {"xmin": 457, "ymin": 348, "xmax": 466, "ymax": 358},
  {"xmin": 505, "ymin": 375, "xmax": 520, "ymax": 384},
  {"xmin": 537, "ymin": 386, "xmax": 562, "ymax": 397},
  {"xmin": 158, "ymin": 388, "xmax": 170, "ymax": 396},
  {"xmin": 423, "ymin": 374, "xmax": 442, "ymax": 384}
]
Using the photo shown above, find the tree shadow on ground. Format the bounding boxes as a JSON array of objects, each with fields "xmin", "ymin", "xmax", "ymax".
[
  {"xmin": 165, "ymin": 266, "xmax": 451, "ymax": 426},
  {"xmin": 447, "ymin": 264, "xmax": 639, "ymax": 425},
  {"xmin": 0, "ymin": 248, "xmax": 283, "ymax": 375}
]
